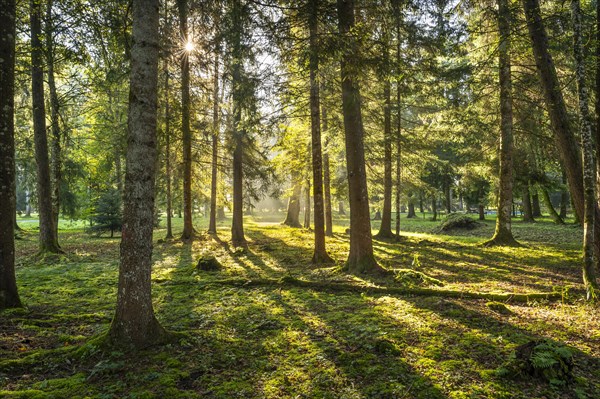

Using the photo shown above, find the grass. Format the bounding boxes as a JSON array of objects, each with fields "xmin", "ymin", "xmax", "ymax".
[{"xmin": 1, "ymin": 211, "xmax": 599, "ymax": 398}]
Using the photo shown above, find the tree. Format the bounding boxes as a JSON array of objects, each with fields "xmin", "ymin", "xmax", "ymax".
[
  {"xmin": 230, "ymin": 0, "xmax": 247, "ymax": 247},
  {"xmin": 522, "ymin": 0, "xmax": 600, "ymax": 289},
  {"xmin": 307, "ymin": 0, "xmax": 333, "ymax": 263},
  {"xmin": 31, "ymin": 0, "xmax": 61, "ymax": 254},
  {"xmin": 336, "ymin": 0, "xmax": 384, "ymax": 274},
  {"xmin": 87, "ymin": 189, "xmax": 122, "ymax": 238},
  {"xmin": 0, "ymin": 0, "xmax": 22, "ymax": 310},
  {"xmin": 208, "ymin": 46, "xmax": 220, "ymax": 234},
  {"xmin": 283, "ymin": 175, "xmax": 302, "ymax": 227},
  {"xmin": 108, "ymin": 0, "xmax": 166, "ymax": 347},
  {"xmin": 178, "ymin": 0, "xmax": 195, "ymax": 240},
  {"xmin": 571, "ymin": 0, "xmax": 598, "ymax": 299}
]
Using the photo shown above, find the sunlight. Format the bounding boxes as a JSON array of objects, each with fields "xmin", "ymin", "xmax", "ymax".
[{"xmin": 184, "ymin": 40, "xmax": 194, "ymax": 53}]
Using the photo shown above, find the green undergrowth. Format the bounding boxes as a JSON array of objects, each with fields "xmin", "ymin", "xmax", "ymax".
[{"xmin": 1, "ymin": 212, "xmax": 598, "ymax": 398}]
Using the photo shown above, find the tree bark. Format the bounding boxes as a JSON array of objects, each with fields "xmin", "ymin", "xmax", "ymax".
[
  {"xmin": 45, "ymin": 0, "xmax": 61, "ymax": 233},
  {"xmin": 338, "ymin": 201, "xmax": 345, "ymax": 215},
  {"xmin": 336, "ymin": 0, "xmax": 382, "ymax": 274},
  {"xmin": 230, "ymin": 0, "xmax": 246, "ymax": 247},
  {"xmin": 323, "ymin": 114, "xmax": 333, "ymax": 236},
  {"xmin": 541, "ymin": 188, "xmax": 564, "ymax": 224},
  {"xmin": 108, "ymin": 0, "xmax": 166, "ymax": 348},
  {"xmin": 431, "ymin": 195, "xmax": 437, "ymax": 221},
  {"xmin": 308, "ymin": 0, "xmax": 332, "ymax": 263},
  {"xmin": 283, "ymin": 177, "xmax": 302, "ymax": 227},
  {"xmin": 522, "ymin": 185, "xmax": 535, "ymax": 223},
  {"xmin": 486, "ymin": 0, "xmax": 518, "ymax": 246},
  {"xmin": 376, "ymin": 65, "xmax": 394, "ymax": 238},
  {"xmin": 0, "ymin": 0, "xmax": 22, "ymax": 309},
  {"xmin": 31, "ymin": 0, "xmax": 61, "ymax": 254},
  {"xmin": 478, "ymin": 205, "xmax": 485, "ymax": 221},
  {"xmin": 163, "ymin": 53, "xmax": 173, "ymax": 239},
  {"xmin": 303, "ymin": 178, "xmax": 311, "ymax": 229},
  {"xmin": 572, "ymin": 0, "xmax": 599, "ymax": 297},
  {"xmin": 208, "ymin": 48, "xmax": 219, "ymax": 234},
  {"xmin": 523, "ymin": 0, "xmax": 600, "ymax": 262},
  {"xmin": 560, "ymin": 169, "xmax": 569, "ymax": 219},
  {"xmin": 532, "ymin": 191, "xmax": 541, "ymax": 217},
  {"xmin": 407, "ymin": 200, "xmax": 416, "ymax": 218},
  {"xmin": 178, "ymin": 0, "xmax": 194, "ymax": 240}
]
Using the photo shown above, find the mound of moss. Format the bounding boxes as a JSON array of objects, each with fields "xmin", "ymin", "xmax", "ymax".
[
  {"xmin": 394, "ymin": 269, "xmax": 444, "ymax": 287},
  {"xmin": 437, "ymin": 213, "xmax": 480, "ymax": 232}
]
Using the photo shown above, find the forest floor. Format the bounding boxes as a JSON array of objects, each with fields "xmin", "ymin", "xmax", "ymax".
[{"xmin": 1, "ymin": 211, "xmax": 599, "ymax": 398}]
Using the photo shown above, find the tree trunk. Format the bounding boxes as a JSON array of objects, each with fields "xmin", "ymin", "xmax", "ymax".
[
  {"xmin": 178, "ymin": 0, "xmax": 194, "ymax": 240},
  {"xmin": 0, "ymin": 0, "xmax": 22, "ymax": 309},
  {"xmin": 419, "ymin": 192, "xmax": 424, "ymax": 213},
  {"xmin": 478, "ymin": 205, "xmax": 485, "ymax": 221},
  {"xmin": 308, "ymin": 0, "xmax": 332, "ymax": 263},
  {"xmin": 376, "ymin": 56, "xmax": 393, "ymax": 238},
  {"xmin": 45, "ymin": 0, "xmax": 61, "ymax": 233},
  {"xmin": 217, "ymin": 206, "xmax": 225, "ymax": 220},
  {"xmin": 230, "ymin": 0, "xmax": 246, "ymax": 247},
  {"xmin": 283, "ymin": 177, "xmax": 302, "ymax": 227},
  {"xmin": 444, "ymin": 181, "xmax": 452, "ymax": 213},
  {"xmin": 163, "ymin": 52, "xmax": 173, "ymax": 239},
  {"xmin": 431, "ymin": 195, "xmax": 437, "ymax": 221},
  {"xmin": 108, "ymin": 0, "xmax": 166, "ymax": 348},
  {"xmin": 303, "ymin": 178, "xmax": 311, "ymax": 229},
  {"xmin": 407, "ymin": 201, "xmax": 416, "ymax": 218},
  {"xmin": 31, "ymin": 0, "xmax": 60, "ymax": 254},
  {"xmin": 531, "ymin": 191, "xmax": 541, "ymax": 217},
  {"xmin": 522, "ymin": 185, "xmax": 535, "ymax": 223},
  {"xmin": 208, "ymin": 48, "xmax": 219, "ymax": 234},
  {"xmin": 323, "ymin": 130, "xmax": 333, "ymax": 236},
  {"xmin": 336, "ymin": 0, "xmax": 382, "ymax": 274},
  {"xmin": 541, "ymin": 188, "xmax": 564, "ymax": 224},
  {"xmin": 523, "ymin": 0, "xmax": 600, "ymax": 265},
  {"xmin": 485, "ymin": 0, "xmax": 518, "ymax": 246},
  {"xmin": 572, "ymin": 0, "xmax": 599, "ymax": 297},
  {"xmin": 338, "ymin": 201, "xmax": 345, "ymax": 215},
  {"xmin": 596, "ymin": 0, "xmax": 600, "ymax": 206},
  {"xmin": 560, "ymin": 169, "xmax": 569, "ymax": 219}
]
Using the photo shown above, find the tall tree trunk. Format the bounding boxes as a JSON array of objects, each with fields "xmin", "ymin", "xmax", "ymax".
[
  {"xmin": 230, "ymin": 0, "xmax": 246, "ymax": 247},
  {"xmin": 431, "ymin": 195, "xmax": 437, "ymax": 222},
  {"xmin": 323, "ymin": 116, "xmax": 333, "ymax": 236},
  {"xmin": 541, "ymin": 188, "xmax": 564, "ymax": 224},
  {"xmin": 596, "ymin": 0, "xmax": 600, "ymax": 205},
  {"xmin": 308, "ymin": 0, "xmax": 332, "ymax": 262},
  {"xmin": 523, "ymin": 0, "xmax": 600, "ymax": 264},
  {"xmin": 486, "ymin": 0, "xmax": 519, "ymax": 246},
  {"xmin": 444, "ymin": 180, "xmax": 452, "ymax": 213},
  {"xmin": 522, "ymin": 185, "xmax": 535, "ymax": 223},
  {"xmin": 45, "ymin": 0, "xmax": 61, "ymax": 233},
  {"xmin": 338, "ymin": 201, "xmax": 345, "ymax": 215},
  {"xmin": 337, "ymin": 0, "xmax": 382, "ymax": 274},
  {"xmin": 31, "ymin": 0, "xmax": 60, "ymax": 254},
  {"xmin": 419, "ymin": 192, "xmax": 424, "ymax": 213},
  {"xmin": 178, "ymin": 0, "xmax": 194, "ymax": 240},
  {"xmin": 478, "ymin": 205, "xmax": 485, "ymax": 221},
  {"xmin": 394, "ymin": 3, "xmax": 402, "ymax": 238},
  {"xmin": 572, "ymin": 0, "xmax": 599, "ymax": 298},
  {"xmin": 0, "ymin": 0, "xmax": 22, "ymax": 309},
  {"xmin": 208, "ymin": 49, "xmax": 219, "ymax": 234},
  {"xmin": 376, "ymin": 66, "xmax": 393, "ymax": 238},
  {"xmin": 283, "ymin": 177, "xmax": 302, "ymax": 227},
  {"xmin": 560, "ymin": 169, "xmax": 569, "ymax": 219},
  {"xmin": 407, "ymin": 200, "xmax": 416, "ymax": 218},
  {"xmin": 108, "ymin": 0, "xmax": 166, "ymax": 348},
  {"xmin": 303, "ymin": 178, "xmax": 311, "ymax": 229},
  {"xmin": 163, "ymin": 54, "xmax": 173, "ymax": 239},
  {"xmin": 531, "ymin": 190, "xmax": 541, "ymax": 217}
]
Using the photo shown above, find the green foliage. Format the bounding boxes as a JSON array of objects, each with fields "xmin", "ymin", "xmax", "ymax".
[{"xmin": 87, "ymin": 189, "xmax": 122, "ymax": 237}]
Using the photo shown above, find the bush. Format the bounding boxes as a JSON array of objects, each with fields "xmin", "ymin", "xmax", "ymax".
[{"xmin": 87, "ymin": 189, "xmax": 122, "ymax": 238}]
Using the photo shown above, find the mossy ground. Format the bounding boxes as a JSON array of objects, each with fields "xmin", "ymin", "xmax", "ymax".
[{"xmin": 1, "ymin": 212, "xmax": 599, "ymax": 398}]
